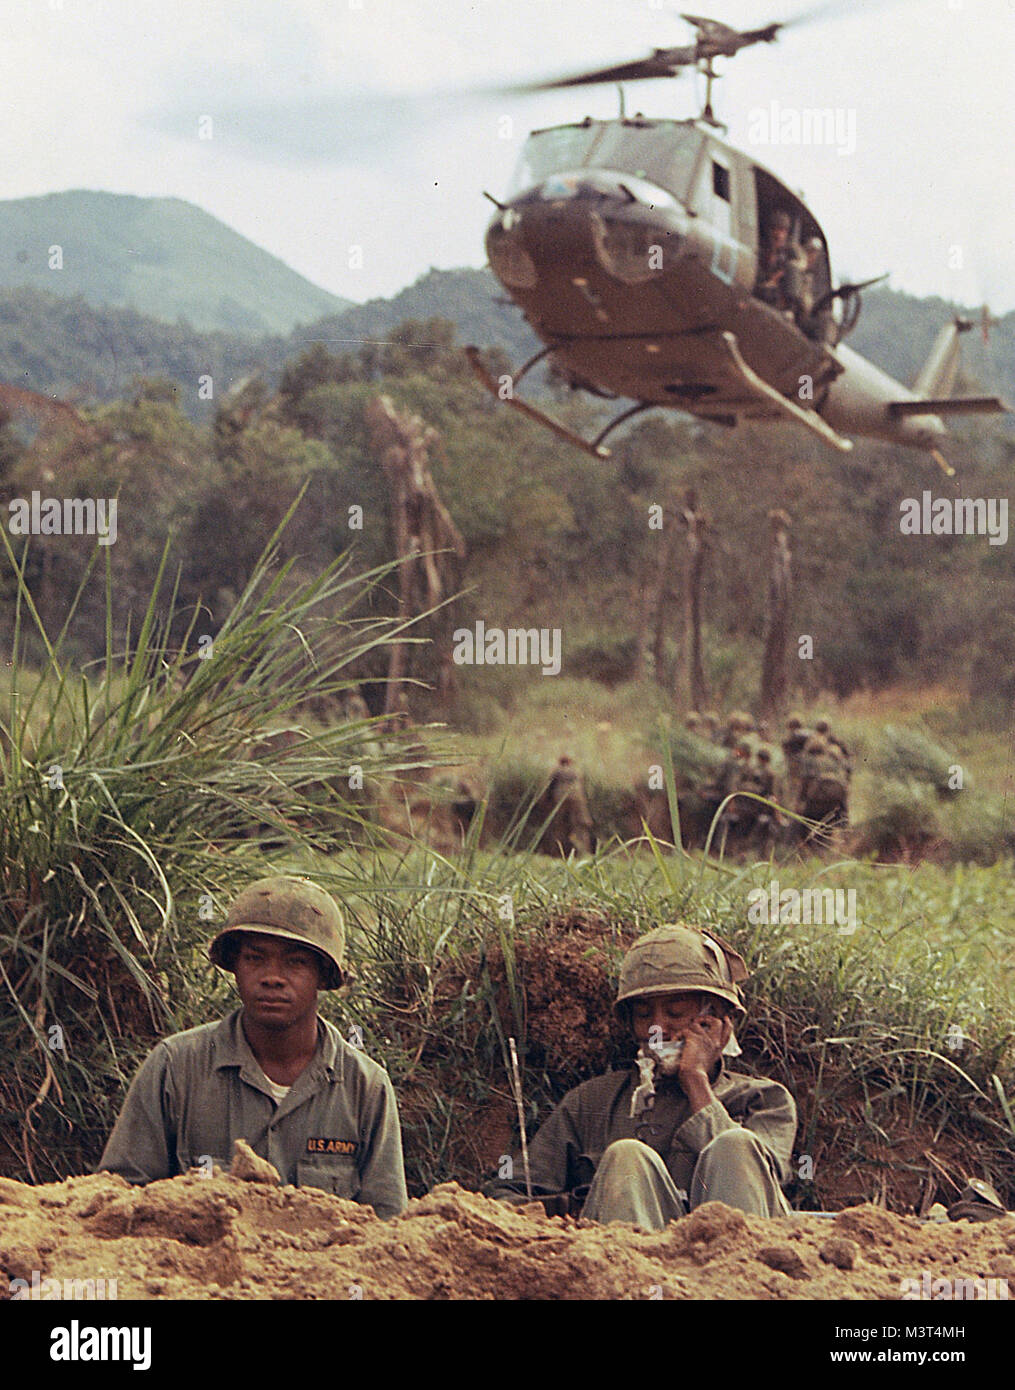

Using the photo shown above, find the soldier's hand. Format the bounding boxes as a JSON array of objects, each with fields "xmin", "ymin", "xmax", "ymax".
[{"xmin": 676, "ymin": 1014, "xmax": 731, "ymax": 1086}]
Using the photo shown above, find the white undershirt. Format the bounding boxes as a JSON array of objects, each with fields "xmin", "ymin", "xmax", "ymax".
[{"xmin": 260, "ymin": 1072, "xmax": 291, "ymax": 1105}]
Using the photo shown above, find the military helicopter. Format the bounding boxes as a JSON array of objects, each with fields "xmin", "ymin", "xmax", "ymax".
[{"xmin": 468, "ymin": 11, "xmax": 1009, "ymax": 471}]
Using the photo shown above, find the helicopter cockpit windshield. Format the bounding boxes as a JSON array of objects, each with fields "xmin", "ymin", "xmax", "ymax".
[{"xmin": 509, "ymin": 120, "xmax": 705, "ymax": 202}]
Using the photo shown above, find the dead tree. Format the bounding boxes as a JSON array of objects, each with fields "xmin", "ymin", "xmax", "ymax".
[
  {"xmin": 636, "ymin": 501, "xmax": 678, "ymax": 684},
  {"xmin": 364, "ymin": 396, "xmax": 466, "ymax": 717},
  {"xmin": 760, "ymin": 508, "xmax": 792, "ymax": 720},
  {"xmin": 680, "ymin": 489, "xmax": 709, "ymax": 712}
]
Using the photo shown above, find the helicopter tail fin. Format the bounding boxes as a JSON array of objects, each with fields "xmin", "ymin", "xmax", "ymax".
[
  {"xmin": 913, "ymin": 316, "xmax": 970, "ymax": 399},
  {"xmin": 909, "ymin": 308, "xmax": 1010, "ymax": 416}
]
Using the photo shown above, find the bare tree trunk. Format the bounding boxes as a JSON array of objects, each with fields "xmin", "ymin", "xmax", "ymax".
[
  {"xmin": 760, "ymin": 509, "xmax": 792, "ymax": 720},
  {"xmin": 634, "ymin": 506, "xmax": 670, "ymax": 684},
  {"xmin": 364, "ymin": 396, "xmax": 466, "ymax": 718},
  {"xmin": 681, "ymin": 490, "xmax": 708, "ymax": 711}
]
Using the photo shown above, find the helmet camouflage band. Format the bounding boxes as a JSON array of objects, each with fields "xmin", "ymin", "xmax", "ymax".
[
  {"xmin": 209, "ymin": 876, "xmax": 346, "ymax": 989},
  {"xmin": 615, "ymin": 924, "xmax": 748, "ymax": 1024}
]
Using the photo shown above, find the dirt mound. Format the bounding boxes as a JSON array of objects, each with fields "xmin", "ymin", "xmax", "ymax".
[{"xmin": 2, "ymin": 1157, "xmax": 1013, "ymax": 1300}]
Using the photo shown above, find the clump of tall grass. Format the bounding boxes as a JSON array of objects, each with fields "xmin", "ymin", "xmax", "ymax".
[
  {"xmin": 311, "ymin": 838, "xmax": 1015, "ymax": 1209},
  {"xmin": 875, "ymin": 724, "xmax": 965, "ymax": 797},
  {"xmin": 855, "ymin": 778, "xmax": 944, "ymax": 860},
  {"xmin": 668, "ymin": 726, "xmax": 728, "ymax": 786},
  {"xmin": 0, "ymin": 507, "xmax": 436, "ymax": 1181}
]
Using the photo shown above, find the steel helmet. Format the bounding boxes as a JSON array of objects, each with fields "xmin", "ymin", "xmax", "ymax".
[
  {"xmin": 209, "ymin": 876, "xmax": 346, "ymax": 989},
  {"xmin": 615, "ymin": 924, "xmax": 748, "ymax": 1024}
]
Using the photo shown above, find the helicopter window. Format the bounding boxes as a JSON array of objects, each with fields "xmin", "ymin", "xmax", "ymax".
[
  {"xmin": 508, "ymin": 126, "xmax": 604, "ymax": 195},
  {"xmin": 712, "ymin": 162, "xmax": 731, "ymax": 202},
  {"xmin": 586, "ymin": 124, "xmax": 704, "ymax": 200}
]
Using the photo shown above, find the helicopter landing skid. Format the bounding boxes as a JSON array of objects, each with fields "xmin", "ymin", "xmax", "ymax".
[
  {"xmin": 466, "ymin": 346, "xmax": 612, "ymax": 459},
  {"xmin": 720, "ymin": 332, "xmax": 854, "ymax": 453}
]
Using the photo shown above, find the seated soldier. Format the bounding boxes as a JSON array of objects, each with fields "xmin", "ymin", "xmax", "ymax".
[
  {"xmin": 486, "ymin": 926, "xmax": 797, "ymax": 1230},
  {"xmin": 98, "ymin": 876, "xmax": 408, "ymax": 1218}
]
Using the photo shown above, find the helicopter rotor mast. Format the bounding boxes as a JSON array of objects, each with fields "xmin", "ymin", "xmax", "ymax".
[{"xmin": 508, "ymin": 12, "xmax": 785, "ymax": 122}]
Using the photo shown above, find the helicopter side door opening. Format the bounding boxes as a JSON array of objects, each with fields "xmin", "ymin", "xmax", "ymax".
[{"xmin": 752, "ymin": 166, "xmax": 832, "ymax": 343}]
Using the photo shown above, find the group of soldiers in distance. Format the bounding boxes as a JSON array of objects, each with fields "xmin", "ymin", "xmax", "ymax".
[
  {"xmin": 345, "ymin": 683, "xmax": 851, "ymax": 857},
  {"xmin": 533, "ymin": 710, "xmax": 852, "ymax": 859},
  {"xmin": 679, "ymin": 708, "xmax": 852, "ymax": 851}
]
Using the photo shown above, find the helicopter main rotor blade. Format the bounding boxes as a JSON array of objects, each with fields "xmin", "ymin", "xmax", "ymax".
[
  {"xmin": 508, "ymin": 0, "xmax": 917, "ymax": 94},
  {"xmin": 505, "ymin": 48, "xmax": 694, "ymax": 93},
  {"xmin": 774, "ymin": 0, "xmax": 916, "ymax": 32}
]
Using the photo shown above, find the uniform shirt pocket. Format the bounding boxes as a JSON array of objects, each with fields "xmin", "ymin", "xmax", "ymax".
[{"xmin": 296, "ymin": 1155, "xmax": 360, "ymax": 1200}]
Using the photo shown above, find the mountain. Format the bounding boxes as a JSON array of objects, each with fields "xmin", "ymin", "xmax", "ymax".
[
  {"xmin": 286, "ymin": 267, "xmax": 539, "ymax": 366},
  {"xmin": 0, "ymin": 191, "xmax": 352, "ymax": 336}
]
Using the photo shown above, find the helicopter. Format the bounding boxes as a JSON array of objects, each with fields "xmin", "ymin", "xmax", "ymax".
[{"xmin": 467, "ymin": 11, "xmax": 1009, "ymax": 472}]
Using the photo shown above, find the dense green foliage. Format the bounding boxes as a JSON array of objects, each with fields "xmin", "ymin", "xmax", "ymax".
[
  {"xmin": 2, "ymin": 308, "xmax": 1013, "ymax": 711},
  {"xmin": 0, "ymin": 521, "xmax": 433, "ymax": 1180}
]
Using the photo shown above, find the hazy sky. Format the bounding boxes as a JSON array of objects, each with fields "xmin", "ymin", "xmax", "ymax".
[{"xmin": 2, "ymin": 0, "xmax": 1013, "ymax": 310}]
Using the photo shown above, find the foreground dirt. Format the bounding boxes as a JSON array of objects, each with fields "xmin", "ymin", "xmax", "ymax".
[{"xmin": 2, "ymin": 1151, "xmax": 1013, "ymax": 1300}]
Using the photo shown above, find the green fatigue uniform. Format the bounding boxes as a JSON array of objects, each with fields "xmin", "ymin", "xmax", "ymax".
[
  {"xmin": 782, "ymin": 718, "xmax": 813, "ymax": 807},
  {"xmin": 814, "ymin": 719, "xmax": 852, "ymax": 779},
  {"xmin": 97, "ymin": 1008, "xmax": 408, "ymax": 1218},
  {"xmin": 485, "ymin": 1060, "xmax": 795, "ymax": 1229},
  {"xmin": 798, "ymin": 735, "xmax": 849, "ymax": 828},
  {"xmin": 486, "ymin": 925, "xmax": 797, "ymax": 1230},
  {"xmin": 755, "ymin": 748, "xmax": 776, "ymax": 801}
]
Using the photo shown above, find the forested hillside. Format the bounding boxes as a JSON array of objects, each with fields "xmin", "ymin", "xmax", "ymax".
[{"xmin": 1, "ymin": 316, "xmax": 1011, "ymax": 718}]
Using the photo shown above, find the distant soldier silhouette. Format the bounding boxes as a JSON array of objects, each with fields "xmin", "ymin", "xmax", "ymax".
[
  {"xmin": 781, "ymin": 714, "xmax": 813, "ymax": 808},
  {"xmin": 718, "ymin": 740, "xmax": 765, "ymax": 846},
  {"xmin": 451, "ymin": 778, "xmax": 480, "ymax": 837},
  {"xmin": 722, "ymin": 710, "xmax": 755, "ymax": 750},
  {"xmin": 814, "ymin": 718, "xmax": 851, "ymax": 776},
  {"xmin": 797, "ymin": 734, "xmax": 850, "ymax": 835},
  {"xmin": 755, "ymin": 746, "xmax": 777, "ymax": 801},
  {"xmin": 545, "ymin": 755, "xmax": 595, "ymax": 856}
]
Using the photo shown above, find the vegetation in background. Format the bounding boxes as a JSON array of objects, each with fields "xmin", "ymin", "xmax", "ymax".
[{"xmin": 0, "ymin": 515, "xmax": 432, "ymax": 1180}]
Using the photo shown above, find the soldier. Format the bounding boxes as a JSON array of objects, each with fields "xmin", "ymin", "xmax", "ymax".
[
  {"xmin": 757, "ymin": 210, "xmax": 805, "ymax": 315},
  {"xmin": 718, "ymin": 739, "xmax": 765, "ymax": 845},
  {"xmin": 782, "ymin": 713, "xmax": 812, "ymax": 805},
  {"xmin": 703, "ymin": 710, "xmax": 722, "ymax": 744},
  {"xmin": 451, "ymin": 776, "xmax": 480, "ymax": 837},
  {"xmin": 755, "ymin": 746, "xmax": 777, "ymax": 801},
  {"xmin": 749, "ymin": 746, "xmax": 783, "ymax": 852},
  {"xmin": 684, "ymin": 710, "xmax": 703, "ymax": 735},
  {"xmin": 814, "ymin": 718, "xmax": 851, "ymax": 776},
  {"xmin": 797, "ymin": 734, "xmax": 850, "ymax": 834},
  {"xmin": 98, "ymin": 877, "xmax": 408, "ymax": 1218},
  {"xmin": 545, "ymin": 755, "xmax": 596, "ymax": 856},
  {"xmin": 796, "ymin": 237, "xmax": 831, "ymax": 339},
  {"xmin": 721, "ymin": 710, "xmax": 755, "ymax": 749},
  {"xmin": 486, "ymin": 925, "xmax": 796, "ymax": 1227}
]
